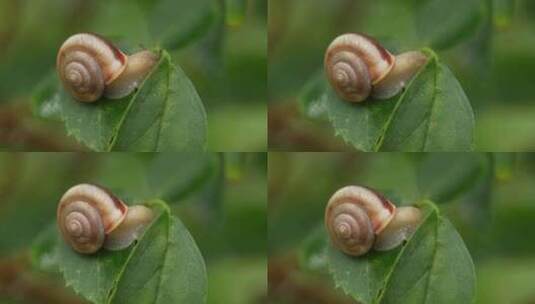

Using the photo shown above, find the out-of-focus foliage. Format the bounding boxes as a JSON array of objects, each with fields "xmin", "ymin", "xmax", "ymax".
[
  {"xmin": 0, "ymin": 152, "xmax": 266, "ymax": 304},
  {"xmin": 269, "ymin": 0, "xmax": 535, "ymax": 151},
  {"xmin": 268, "ymin": 152, "xmax": 535, "ymax": 304},
  {"xmin": 0, "ymin": 0, "xmax": 267, "ymax": 151}
]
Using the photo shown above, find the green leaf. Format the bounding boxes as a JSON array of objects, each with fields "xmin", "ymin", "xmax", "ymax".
[
  {"xmin": 298, "ymin": 70, "xmax": 329, "ymax": 121},
  {"xmin": 325, "ymin": 89, "xmax": 397, "ymax": 151},
  {"xmin": 328, "ymin": 202, "xmax": 475, "ymax": 304},
  {"xmin": 414, "ymin": 0, "xmax": 483, "ymax": 49},
  {"xmin": 36, "ymin": 50, "xmax": 207, "ymax": 151},
  {"xmin": 378, "ymin": 53, "xmax": 475, "ymax": 151},
  {"xmin": 58, "ymin": 200, "xmax": 207, "ymax": 304},
  {"xmin": 298, "ymin": 224, "xmax": 329, "ymax": 274},
  {"xmin": 325, "ymin": 50, "xmax": 474, "ymax": 151},
  {"xmin": 147, "ymin": 152, "xmax": 215, "ymax": 203},
  {"xmin": 142, "ymin": 0, "xmax": 217, "ymax": 49},
  {"xmin": 31, "ymin": 223, "xmax": 60, "ymax": 273},
  {"xmin": 417, "ymin": 153, "xmax": 485, "ymax": 203},
  {"xmin": 32, "ymin": 71, "xmax": 62, "ymax": 121}
]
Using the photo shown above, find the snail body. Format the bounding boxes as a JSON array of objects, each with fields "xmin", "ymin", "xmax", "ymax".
[
  {"xmin": 57, "ymin": 183, "xmax": 154, "ymax": 254},
  {"xmin": 325, "ymin": 185, "xmax": 422, "ymax": 256},
  {"xmin": 57, "ymin": 33, "xmax": 159, "ymax": 102},
  {"xmin": 324, "ymin": 33, "xmax": 427, "ymax": 102}
]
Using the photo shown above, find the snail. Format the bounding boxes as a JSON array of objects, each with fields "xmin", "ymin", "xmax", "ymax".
[
  {"xmin": 325, "ymin": 185, "xmax": 422, "ymax": 256},
  {"xmin": 324, "ymin": 33, "xmax": 428, "ymax": 102},
  {"xmin": 57, "ymin": 183, "xmax": 154, "ymax": 254},
  {"xmin": 56, "ymin": 33, "xmax": 159, "ymax": 102}
]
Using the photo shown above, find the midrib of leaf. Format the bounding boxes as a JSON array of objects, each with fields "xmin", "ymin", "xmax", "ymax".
[
  {"xmin": 105, "ymin": 226, "xmax": 147, "ymax": 303},
  {"xmin": 422, "ymin": 214, "xmax": 440, "ymax": 304},
  {"xmin": 106, "ymin": 51, "xmax": 166, "ymax": 151},
  {"xmin": 421, "ymin": 59, "xmax": 440, "ymax": 151},
  {"xmin": 154, "ymin": 60, "xmax": 172, "ymax": 151},
  {"xmin": 152, "ymin": 216, "xmax": 171, "ymax": 304},
  {"xmin": 366, "ymin": 258, "xmax": 371, "ymax": 301},
  {"xmin": 374, "ymin": 203, "xmax": 439, "ymax": 304},
  {"xmin": 106, "ymin": 204, "xmax": 170, "ymax": 304},
  {"xmin": 374, "ymin": 49, "xmax": 438, "ymax": 151}
]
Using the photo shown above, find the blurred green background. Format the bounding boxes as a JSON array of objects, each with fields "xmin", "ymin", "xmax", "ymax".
[
  {"xmin": 268, "ymin": 152, "xmax": 535, "ymax": 304},
  {"xmin": 0, "ymin": 152, "xmax": 266, "ymax": 304},
  {"xmin": 268, "ymin": 0, "xmax": 535, "ymax": 151},
  {"xmin": 0, "ymin": 0, "xmax": 266, "ymax": 151}
]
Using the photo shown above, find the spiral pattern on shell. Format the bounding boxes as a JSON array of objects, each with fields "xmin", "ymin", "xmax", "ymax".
[
  {"xmin": 56, "ymin": 33, "xmax": 128, "ymax": 102},
  {"xmin": 324, "ymin": 33, "xmax": 395, "ymax": 103},
  {"xmin": 326, "ymin": 201, "xmax": 375, "ymax": 256},
  {"xmin": 325, "ymin": 185, "xmax": 396, "ymax": 256},
  {"xmin": 57, "ymin": 184, "xmax": 128, "ymax": 254},
  {"xmin": 59, "ymin": 51, "xmax": 105, "ymax": 102},
  {"xmin": 59, "ymin": 200, "xmax": 106, "ymax": 253},
  {"xmin": 325, "ymin": 51, "xmax": 371, "ymax": 102}
]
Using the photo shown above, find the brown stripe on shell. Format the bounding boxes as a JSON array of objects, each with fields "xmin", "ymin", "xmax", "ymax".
[
  {"xmin": 90, "ymin": 183, "xmax": 128, "ymax": 214},
  {"xmin": 86, "ymin": 32, "xmax": 128, "ymax": 66},
  {"xmin": 325, "ymin": 185, "xmax": 396, "ymax": 233},
  {"xmin": 362, "ymin": 185, "xmax": 396, "ymax": 214},
  {"xmin": 327, "ymin": 44, "xmax": 393, "ymax": 83},
  {"xmin": 325, "ymin": 33, "xmax": 395, "ymax": 85},
  {"xmin": 356, "ymin": 32, "xmax": 395, "ymax": 65},
  {"xmin": 58, "ymin": 184, "xmax": 127, "ymax": 233},
  {"xmin": 57, "ymin": 33, "xmax": 128, "ymax": 85}
]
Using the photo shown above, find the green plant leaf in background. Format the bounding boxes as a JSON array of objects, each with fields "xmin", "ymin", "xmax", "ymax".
[
  {"xmin": 413, "ymin": 0, "xmax": 483, "ymax": 49},
  {"xmin": 140, "ymin": 0, "xmax": 217, "ymax": 50},
  {"xmin": 34, "ymin": 50, "xmax": 207, "ymax": 151},
  {"xmin": 55, "ymin": 200, "xmax": 207, "ymax": 304},
  {"xmin": 313, "ymin": 49, "xmax": 474, "ymax": 151},
  {"xmin": 298, "ymin": 224, "xmax": 329, "ymax": 274},
  {"xmin": 327, "ymin": 201, "xmax": 475, "ymax": 304},
  {"xmin": 298, "ymin": 70, "xmax": 329, "ymax": 121},
  {"xmin": 417, "ymin": 153, "xmax": 485, "ymax": 203},
  {"xmin": 147, "ymin": 152, "xmax": 216, "ymax": 203}
]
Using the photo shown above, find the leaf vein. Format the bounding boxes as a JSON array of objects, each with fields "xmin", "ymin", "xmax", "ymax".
[
  {"xmin": 422, "ymin": 60, "xmax": 440, "ymax": 151},
  {"xmin": 422, "ymin": 216, "xmax": 440, "ymax": 304},
  {"xmin": 154, "ymin": 60, "xmax": 171, "ymax": 151},
  {"xmin": 153, "ymin": 214, "xmax": 171, "ymax": 304},
  {"xmin": 376, "ymin": 209, "xmax": 436, "ymax": 303}
]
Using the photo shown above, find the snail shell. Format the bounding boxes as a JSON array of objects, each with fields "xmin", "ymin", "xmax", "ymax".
[
  {"xmin": 57, "ymin": 183, "xmax": 153, "ymax": 254},
  {"xmin": 57, "ymin": 33, "xmax": 158, "ymax": 102},
  {"xmin": 324, "ymin": 33, "xmax": 427, "ymax": 102},
  {"xmin": 325, "ymin": 185, "xmax": 422, "ymax": 256},
  {"xmin": 325, "ymin": 185, "xmax": 396, "ymax": 256}
]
